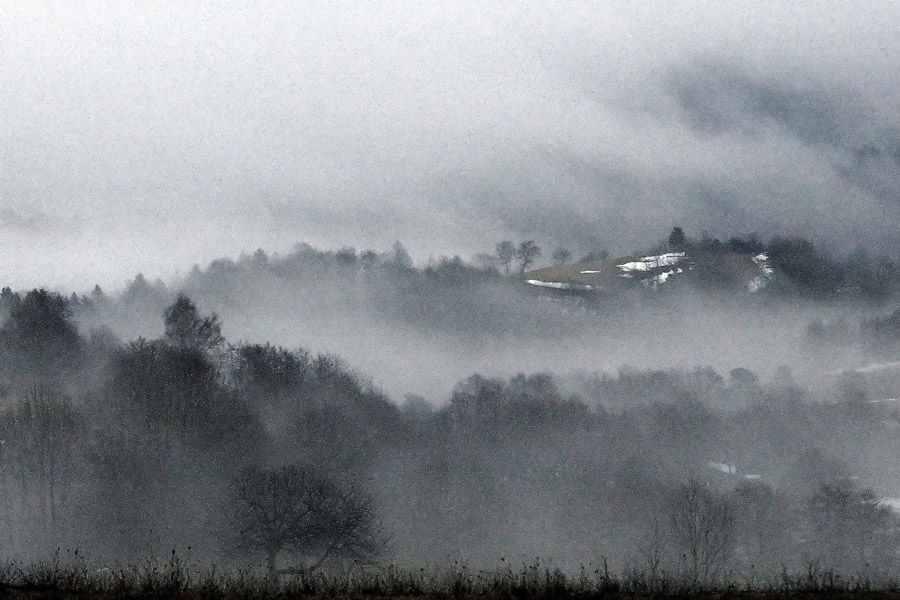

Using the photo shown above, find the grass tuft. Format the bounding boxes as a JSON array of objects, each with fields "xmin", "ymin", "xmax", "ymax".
[{"xmin": 1, "ymin": 554, "xmax": 900, "ymax": 599}]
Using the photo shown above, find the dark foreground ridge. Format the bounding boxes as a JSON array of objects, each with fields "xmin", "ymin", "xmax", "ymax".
[{"xmin": 1, "ymin": 560, "xmax": 900, "ymax": 600}]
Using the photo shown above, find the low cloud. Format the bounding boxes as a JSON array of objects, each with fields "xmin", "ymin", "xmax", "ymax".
[
  {"xmin": 3, "ymin": 5, "xmax": 900, "ymax": 287},
  {"xmin": 0, "ymin": 208, "xmax": 52, "ymax": 235}
]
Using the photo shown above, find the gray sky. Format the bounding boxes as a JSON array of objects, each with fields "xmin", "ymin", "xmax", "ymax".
[{"xmin": 3, "ymin": 2, "xmax": 900, "ymax": 290}]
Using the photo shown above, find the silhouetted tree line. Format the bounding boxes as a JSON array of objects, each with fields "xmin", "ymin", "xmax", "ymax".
[
  {"xmin": 2, "ymin": 286, "xmax": 900, "ymax": 576},
  {"xmin": 88, "ymin": 242, "xmax": 582, "ymax": 341},
  {"xmin": 662, "ymin": 228, "xmax": 900, "ymax": 300},
  {"xmin": 58, "ymin": 238, "xmax": 900, "ymax": 372}
]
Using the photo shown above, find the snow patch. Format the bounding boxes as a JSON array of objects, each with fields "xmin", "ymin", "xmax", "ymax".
[
  {"xmin": 618, "ymin": 252, "xmax": 685, "ymax": 275},
  {"xmin": 580, "ymin": 270, "xmax": 602, "ymax": 274},
  {"xmin": 526, "ymin": 279, "xmax": 595, "ymax": 291},
  {"xmin": 747, "ymin": 253, "xmax": 774, "ymax": 292},
  {"xmin": 881, "ymin": 498, "xmax": 900, "ymax": 513},
  {"xmin": 707, "ymin": 461, "xmax": 737, "ymax": 475},
  {"xmin": 651, "ymin": 269, "xmax": 675, "ymax": 285},
  {"xmin": 747, "ymin": 276, "xmax": 767, "ymax": 293},
  {"xmin": 753, "ymin": 253, "xmax": 774, "ymax": 276}
]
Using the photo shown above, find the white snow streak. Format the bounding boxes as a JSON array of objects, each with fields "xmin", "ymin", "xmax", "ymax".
[
  {"xmin": 707, "ymin": 461, "xmax": 737, "ymax": 475},
  {"xmin": 753, "ymin": 253, "xmax": 774, "ymax": 276},
  {"xmin": 747, "ymin": 253, "xmax": 774, "ymax": 292},
  {"xmin": 617, "ymin": 252, "xmax": 685, "ymax": 275}
]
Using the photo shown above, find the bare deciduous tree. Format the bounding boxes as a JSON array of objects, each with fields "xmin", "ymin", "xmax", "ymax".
[
  {"xmin": 495, "ymin": 241, "xmax": 515, "ymax": 275},
  {"xmin": 516, "ymin": 240, "xmax": 541, "ymax": 274},
  {"xmin": 669, "ymin": 479, "xmax": 734, "ymax": 584},
  {"xmin": 229, "ymin": 464, "xmax": 384, "ymax": 577},
  {"xmin": 0, "ymin": 385, "xmax": 83, "ymax": 553}
]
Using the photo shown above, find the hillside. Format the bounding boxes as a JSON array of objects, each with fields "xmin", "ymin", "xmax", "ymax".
[
  {"xmin": 52, "ymin": 236, "xmax": 898, "ymax": 403},
  {"xmin": 525, "ymin": 250, "xmax": 775, "ymax": 295},
  {"xmin": 3, "ymin": 240, "xmax": 900, "ymax": 576}
]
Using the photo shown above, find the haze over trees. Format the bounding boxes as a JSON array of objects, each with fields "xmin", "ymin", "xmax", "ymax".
[{"xmin": 0, "ymin": 234, "xmax": 899, "ymax": 578}]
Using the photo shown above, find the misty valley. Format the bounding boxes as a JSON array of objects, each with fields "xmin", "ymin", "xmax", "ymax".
[
  {"xmin": 8, "ymin": 3, "xmax": 900, "ymax": 597},
  {"xmin": 2, "ymin": 232, "xmax": 900, "ymax": 597}
]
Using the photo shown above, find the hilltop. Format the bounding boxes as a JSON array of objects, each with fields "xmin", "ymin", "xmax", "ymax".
[
  {"xmin": 524, "ymin": 232, "xmax": 898, "ymax": 302},
  {"xmin": 525, "ymin": 249, "xmax": 774, "ymax": 295}
]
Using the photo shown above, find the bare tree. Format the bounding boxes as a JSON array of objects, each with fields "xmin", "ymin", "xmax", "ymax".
[
  {"xmin": 0, "ymin": 385, "xmax": 83, "ymax": 540},
  {"xmin": 229, "ymin": 464, "xmax": 384, "ymax": 577},
  {"xmin": 516, "ymin": 240, "xmax": 541, "ymax": 274},
  {"xmin": 669, "ymin": 479, "xmax": 734, "ymax": 584},
  {"xmin": 635, "ymin": 515, "xmax": 667, "ymax": 583},
  {"xmin": 495, "ymin": 241, "xmax": 515, "ymax": 275}
]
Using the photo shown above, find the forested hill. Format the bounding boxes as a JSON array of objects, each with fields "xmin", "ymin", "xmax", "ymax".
[
  {"xmin": 0, "ymin": 234, "xmax": 898, "ymax": 575},
  {"xmin": 58, "ymin": 233, "xmax": 900, "ymax": 337},
  {"xmin": 526, "ymin": 232, "xmax": 900, "ymax": 300},
  {"xmin": 7, "ymin": 233, "xmax": 895, "ymax": 400},
  {"xmin": 0, "ymin": 286, "xmax": 900, "ymax": 576},
  {"xmin": 77, "ymin": 232, "xmax": 900, "ymax": 335}
]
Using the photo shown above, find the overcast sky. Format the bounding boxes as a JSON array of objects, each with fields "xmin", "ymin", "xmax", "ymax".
[{"xmin": 3, "ymin": 2, "xmax": 900, "ymax": 290}]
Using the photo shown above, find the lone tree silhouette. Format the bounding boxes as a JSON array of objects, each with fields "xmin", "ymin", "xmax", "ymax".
[
  {"xmin": 495, "ymin": 240, "xmax": 515, "ymax": 274},
  {"xmin": 516, "ymin": 240, "xmax": 541, "ymax": 273},
  {"xmin": 668, "ymin": 227, "xmax": 686, "ymax": 251},
  {"xmin": 229, "ymin": 464, "xmax": 384, "ymax": 577}
]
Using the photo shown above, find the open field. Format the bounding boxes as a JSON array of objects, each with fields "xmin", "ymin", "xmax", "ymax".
[{"xmin": 2, "ymin": 559, "xmax": 900, "ymax": 600}]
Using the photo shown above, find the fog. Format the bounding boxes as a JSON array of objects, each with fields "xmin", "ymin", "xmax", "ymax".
[
  {"xmin": 5, "ymin": 1, "xmax": 900, "ymax": 584},
  {"xmin": 76, "ymin": 242, "xmax": 873, "ymax": 402},
  {"xmin": 157, "ymin": 282, "xmax": 859, "ymax": 403},
  {"xmin": 0, "ymin": 239, "xmax": 899, "ymax": 577}
]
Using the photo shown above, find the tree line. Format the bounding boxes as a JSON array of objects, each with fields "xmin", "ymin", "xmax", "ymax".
[
  {"xmin": 662, "ymin": 227, "xmax": 900, "ymax": 300},
  {"xmin": 51, "ymin": 234, "xmax": 900, "ymax": 364}
]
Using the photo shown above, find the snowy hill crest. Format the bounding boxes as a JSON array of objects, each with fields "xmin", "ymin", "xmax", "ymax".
[{"xmin": 525, "ymin": 250, "xmax": 775, "ymax": 295}]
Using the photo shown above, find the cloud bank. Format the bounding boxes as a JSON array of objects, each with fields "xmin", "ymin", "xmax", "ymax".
[{"xmin": 2, "ymin": 2, "xmax": 900, "ymax": 289}]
